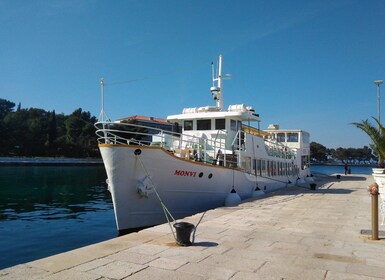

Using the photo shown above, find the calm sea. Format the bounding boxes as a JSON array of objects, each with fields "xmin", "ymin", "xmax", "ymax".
[
  {"xmin": 0, "ymin": 165, "xmax": 116, "ymax": 269},
  {"xmin": 0, "ymin": 164, "xmax": 374, "ymax": 269},
  {"xmin": 310, "ymin": 164, "xmax": 373, "ymax": 175}
]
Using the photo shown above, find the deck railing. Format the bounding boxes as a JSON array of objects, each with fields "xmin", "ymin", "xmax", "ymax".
[{"xmin": 95, "ymin": 121, "xmax": 239, "ymax": 167}]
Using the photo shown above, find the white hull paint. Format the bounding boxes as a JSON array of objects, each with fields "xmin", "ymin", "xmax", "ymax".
[{"xmin": 100, "ymin": 144, "xmax": 298, "ymax": 232}]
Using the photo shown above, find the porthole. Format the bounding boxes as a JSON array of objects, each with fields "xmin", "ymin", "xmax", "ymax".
[
  {"xmin": 199, "ymin": 172, "xmax": 203, "ymax": 178},
  {"xmin": 208, "ymin": 173, "xmax": 213, "ymax": 179}
]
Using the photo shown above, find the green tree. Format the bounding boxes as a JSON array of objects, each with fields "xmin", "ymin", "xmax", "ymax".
[
  {"xmin": 310, "ymin": 142, "xmax": 327, "ymax": 162},
  {"xmin": 0, "ymin": 98, "xmax": 15, "ymax": 118},
  {"xmin": 352, "ymin": 118, "xmax": 385, "ymax": 167},
  {"xmin": 64, "ymin": 108, "xmax": 98, "ymax": 157},
  {"xmin": 3, "ymin": 108, "xmax": 50, "ymax": 156}
]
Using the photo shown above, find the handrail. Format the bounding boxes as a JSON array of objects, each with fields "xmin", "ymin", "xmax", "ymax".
[
  {"xmin": 95, "ymin": 121, "xmax": 239, "ymax": 167},
  {"xmin": 95, "ymin": 121, "xmax": 298, "ymax": 169}
]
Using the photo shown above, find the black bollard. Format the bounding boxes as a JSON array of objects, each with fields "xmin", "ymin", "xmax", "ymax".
[{"xmin": 173, "ymin": 222, "xmax": 195, "ymax": 246}]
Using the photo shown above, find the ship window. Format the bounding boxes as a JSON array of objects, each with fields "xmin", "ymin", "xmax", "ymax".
[
  {"xmin": 230, "ymin": 120, "xmax": 236, "ymax": 131},
  {"xmin": 261, "ymin": 160, "xmax": 267, "ymax": 176},
  {"xmin": 287, "ymin": 132, "xmax": 298, "ymax": 142},
  {"xmin": 197, "ymin": 119, "xmax": 211, "ymax": 130},
  {"xmin": 302, "ymin": 132, "xmax": 310, "ymax": 143},
  {"xmin": 277, "ymin": 133, "xmax": 285, "ymax": 142},
  {"xmin": 184, "ymin": 120, "xmax": 193, "ymax": 131},
  {"xmin": 215, "ymin": 119, "xmax": 225, "ymax": 130},
  {"xmin": 257, "ymin": 159, "xmax": 262, "ymax": 176}
]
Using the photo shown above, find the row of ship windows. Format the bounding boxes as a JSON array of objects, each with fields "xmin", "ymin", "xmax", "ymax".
[
  {"xmin": 248, "ymin": 159, "xmax": 300, "ymax": 177},
  {"xmin": 184, "ymin": 119, "xmax": 240, "ymax": 131},
  {"xmin": 269, "ymin": 132, "xmax": 310, "ymax": 144}
]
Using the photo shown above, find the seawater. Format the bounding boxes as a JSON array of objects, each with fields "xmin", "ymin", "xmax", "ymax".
[
  {"xmin": 0, "ymin": 164, "xmax": 374, "ymax": 270},
  {"xmin": 0, "ymin": 165, "xmax": 116, "ymax": 269},
  {"xmin": 310, "ymin": 164, "xmax": 373, "ymax": 175}
]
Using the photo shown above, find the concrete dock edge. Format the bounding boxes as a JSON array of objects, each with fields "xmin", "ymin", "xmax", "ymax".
[{"xmin": 1, "ymin": 174, "xmax": 385, "ymax": 279}]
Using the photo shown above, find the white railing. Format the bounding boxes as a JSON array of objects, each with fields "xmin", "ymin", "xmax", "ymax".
[
  {"xmin": 95, "ymin": 121, "xmax": 239, "ymax": 167},
  {"xmin": 264, "ymin": 139, "xmax": 295, "ymax": 159}
]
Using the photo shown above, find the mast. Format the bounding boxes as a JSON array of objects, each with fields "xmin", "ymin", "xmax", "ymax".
[
  {"xmin": 210, "ymin": 54, "xmax": 224, "ymax": 110},
  {"xmin": 99, "ymin": 78, "xmax": 110, "ymax": 123}
]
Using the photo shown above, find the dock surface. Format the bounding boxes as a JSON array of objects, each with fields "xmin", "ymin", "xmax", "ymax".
[{"xmin": 1, "ymin": 174, "xmax": 385, "ymax": 279}]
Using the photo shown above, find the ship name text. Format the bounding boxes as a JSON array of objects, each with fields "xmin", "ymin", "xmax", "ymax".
[{"xmin": 174, "ymin": 170, "xmax": 196, "ymax": 177}]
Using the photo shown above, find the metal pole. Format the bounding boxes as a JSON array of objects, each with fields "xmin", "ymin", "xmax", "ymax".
[
  {"xmin": 101, "ymin": 78, "xmax": 105, "ymax": 123},
  {"xmin": 378, "ymin": 84, "xmax": 380, "ymax": 127},
  {"xmin": 371, "ymin": 194, "xmax": 379, "ymax": 240},
  {"xmin": 374, "ymin": 80, "xmax": 383, "ymax": 128},
  {"xmin": 369, "ymin": 183, "xmax": 379, "ymax": 240}
]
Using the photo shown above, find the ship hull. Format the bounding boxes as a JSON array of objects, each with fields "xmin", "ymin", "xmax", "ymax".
[{"xmin": 100, "ymin": 144, "xmax": 297, "ymax": 234}]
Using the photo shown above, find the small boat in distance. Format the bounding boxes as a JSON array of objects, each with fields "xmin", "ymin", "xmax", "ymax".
[{"xmin": 95, "ymin": 55, "xmax": 311, "ymax": 235}]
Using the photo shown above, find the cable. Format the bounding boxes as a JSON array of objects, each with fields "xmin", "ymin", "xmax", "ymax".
[{"xmin": 135, "ymin": 154, "xmax": 177, "ymax": 241}]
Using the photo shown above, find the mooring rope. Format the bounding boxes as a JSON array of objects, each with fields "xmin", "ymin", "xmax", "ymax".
[
  {"xmin": 191, "ymin": 211, "xmax": 206, "ymax": 244},
  {"xmin": 135, "ymin": 154, "xmax": 177, "ymax": 241}
]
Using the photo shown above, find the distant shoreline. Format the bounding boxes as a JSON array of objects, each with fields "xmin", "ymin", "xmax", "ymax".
[
  {"xmin": 0, "ymin": 157, "xmax": 103, "ymax": 166},
  {"xmin": 311, "ymin": 163, "xmax": 376, "ymax": 167}
]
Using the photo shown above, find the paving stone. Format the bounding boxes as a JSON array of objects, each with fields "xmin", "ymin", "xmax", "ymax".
[
  {"xmin": 87, "ymin": 260, "xmax": 146, "ymax": 279},
  {"xmin": 27, "ymin": 252, "xmax": 96, "ymax": 273},
  {"xmin": 223, "ymin": 247, "xmax": 297, "ymax": 264},
  {"xmin": 0, "ymin": 264, "xmax": 51, "ymax": 280},
  {"xmin": 346, "ymin": 263, "xmax": 385, "ymax": 279},
  {"xmin": 230, "ymin": 271, "xmax": 265, "ymax": 280},
  {"xmin": 40, "ymin": 270, "xmax": 101, "ymax": 280},
  {"xmin": 125, "ymin": 243, "xmax": 169, "ymax": 255},
  {"xmin": 105, "ymin": 250, "xmax": 159, "ymax": 265},
  {"xmin": 156, "ymin": 247, "xmax": 211, "ymax": 263},
  {"xmin": 294, "ymin": 255, "xmax": 349, "ymax": 274},
  {"xmin": 147, "ymin": 257, "xmax": 187, "ymax": 270},
  {"xmin": 126, "ymin": 266, "xmax": 204, "ymax": 280},
  {"xmin": 255, "ymin": 261, "xmax": 327, "ymax": 280},
  {"xmin": 73, "ymin": 258, "xmax": 114, "ymax": 272},
  {"xmin": 325, "ymin": 270, "xmax": 381, "ymax": 280},
  {"xmin": 198, "ymin": 253, "xmax": 265, "ymax": 272},
  {"xmin": 177, "ymin": 262, "xmax": 237, "ymax": 279}
]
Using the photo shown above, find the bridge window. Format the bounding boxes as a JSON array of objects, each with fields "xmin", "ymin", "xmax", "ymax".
[
  {"xmin": 302, "ymin": 132, "xmax": 310, "ymax": 143},
  {"xmin": 277, "ymin": 133, "xmax": 285, "ymax": 142},
  {"xmin": 287, "ymin": 132, "xmax": 298, "ymax": 142},
  {"xmin": 197, "ymin": 119, "xmax": 211, "ymax": 130},
  {"xmin": 215, "ymin": 119, "xmax": 225, "ymax": 130},
  {"xmin": 230, "ymin": 120, "xmax": 236, "ymax": 131},
  {"xmin": 184, "ymin": 120, "xmax": 193, "ymax": 131}
]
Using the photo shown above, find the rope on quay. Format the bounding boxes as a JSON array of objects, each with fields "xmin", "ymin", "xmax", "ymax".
[{"xmin": 135, "ymin": 153, "xmax": 177, "ymax": 242}]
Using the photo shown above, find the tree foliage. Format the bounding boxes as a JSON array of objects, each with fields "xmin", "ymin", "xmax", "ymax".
[
  {"xmin": 328, "ymin": 146, "xmax": 373, "ymax": 162},
  {"xmin": 310, "ymin": 142, "xmax": 327, "ymax": 162},
  {"xmin": 311, "ymin": 140, "xmax": 374, "ymax": 163},
  {"xmin": 0, "ymin": 98, "xmax": 99, "ymax": 157},
  {"xmin": 352, "ymin": 118, "xmax": 385, "ymax": 167}
]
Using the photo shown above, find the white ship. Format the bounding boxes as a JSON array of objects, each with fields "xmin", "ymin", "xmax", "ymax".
[{"xmin": 95, "ymin": 55, "xmax": 311, "ymax": 235}]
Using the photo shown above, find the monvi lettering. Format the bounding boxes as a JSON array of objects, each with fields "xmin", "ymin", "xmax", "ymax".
[{"xmin": 174, "ymin": 170, "xmax": 197, "ymax": 177}]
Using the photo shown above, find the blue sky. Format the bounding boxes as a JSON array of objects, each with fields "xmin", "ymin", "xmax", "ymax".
[{"xmin": 1, "ymin": 0, "xmax": 385, "ymax": 148}]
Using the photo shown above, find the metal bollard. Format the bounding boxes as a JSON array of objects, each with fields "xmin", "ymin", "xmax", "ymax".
[{"xmin": 369, "ymin": 183, "xmax": 379, "ymax": 240}]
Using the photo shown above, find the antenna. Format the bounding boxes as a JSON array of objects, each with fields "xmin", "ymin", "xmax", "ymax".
[
  {"xmin": 209, "ymin": 55, "xmax": 231, "ymax": 110},
  {"xmin": 210, "ymin": 54, "xmax": 224, "ymax": 110}
]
